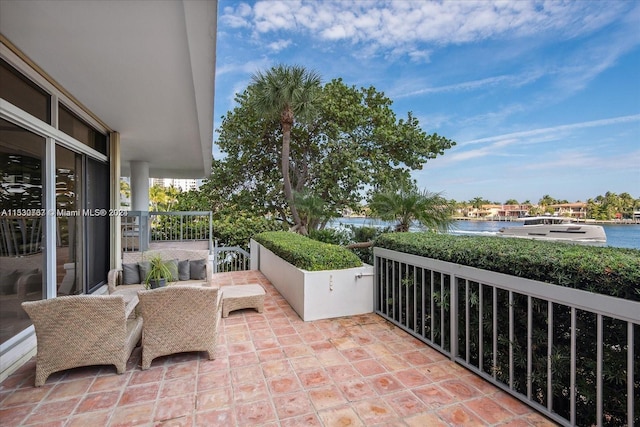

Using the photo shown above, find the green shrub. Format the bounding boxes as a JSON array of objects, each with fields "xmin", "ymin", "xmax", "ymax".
[
  {"xmin": 253, "ymin": 231, "xmax": 362, "ymax": 271},
  {"xmin": 214, "ymin": 214, "xmax": 285, "ymax": 249},
  {"xmin": 375, "ymin": 232, "xmax": 640, "ymax": 301},
  {"xmin": 308, "ymin": 228, "xmax": 352, "ymax": 246}
]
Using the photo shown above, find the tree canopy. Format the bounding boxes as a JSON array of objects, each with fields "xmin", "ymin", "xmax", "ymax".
[
  {"xmin": 369, "ymin": 182, "xmax": 453, "ymax": 232},
  {"xmin": 205, "ymin": 75, "xmax": 455, "ymax": 232}
]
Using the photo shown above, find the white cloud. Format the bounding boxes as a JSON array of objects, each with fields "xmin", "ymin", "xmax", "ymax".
[
  {"xmin": 394, "ymin": 72, "xmax": 542, "ymax": 98},
  {"xmin": 267, "ymin": 39, "xmax": 292, "ymax": 52},
  {"xmin": 430, "ymin": 114, "xmax": 640, "ymax": 167},
  {"xmin": 215, "ymin": 58, "xmax": 272, "ymax": 77},
  {"xmin": 518, "ymin": 149, "xmax": 640, "ymax": 171},
  {"xmin": 462, "ymin": 114, "xmax": 640, "ymax": 146},
  {"xmin": 224, "ymin": 0, "xmax": 630, "ymax": 57}
]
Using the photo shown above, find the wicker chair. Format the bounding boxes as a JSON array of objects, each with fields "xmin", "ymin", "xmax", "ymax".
[
  {"xmin": 137, "ymin": 285, "xmax": 221, "ymax": 370},
  {"xmin": 21, "ymin": 295, "xmax": 143, "ymax": 387}
]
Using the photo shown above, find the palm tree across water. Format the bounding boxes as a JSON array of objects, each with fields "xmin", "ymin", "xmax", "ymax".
[
  {"xmin": 250, "ymin": 64, "xmax": 323, "ymax": 235},
  {"xmin": 369, "ymin": 182, "xmax": 453, "ymax": 232}
]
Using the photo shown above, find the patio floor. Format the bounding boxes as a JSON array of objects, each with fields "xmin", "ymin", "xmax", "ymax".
[{"xmin": 1, "ymin": 271, "xmax": 557, "ymax": 426}]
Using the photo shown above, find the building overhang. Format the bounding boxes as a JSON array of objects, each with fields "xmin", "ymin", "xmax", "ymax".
[{"xmin": 0, "ymin": 0, "xmax": 217, "ymax": 178}]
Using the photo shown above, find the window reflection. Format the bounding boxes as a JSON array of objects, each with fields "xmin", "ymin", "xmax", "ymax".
[
  {"xmin": 0, "ymin": 118, "xmax": 45, "ymax": 345},
  {"xmin": 55, "ymin": 146, "xmax": 82, "ymax": 295}
]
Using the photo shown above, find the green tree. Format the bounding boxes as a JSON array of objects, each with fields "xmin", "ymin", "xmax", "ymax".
[
  {"xmin": 505, "ymin": 199, "xmax": 518, "ymax": 205},
  {"xmin": 538, "ymin": 194, "xmax": 556, "ymax": 214},
  {"xmin": 293, "ymin": 189, "xmax": 337, "ymax": 231},
  {"xmin": 618, "ymin": 192, "xmax": 635, "ymax": 218},
  {"xmin": 368, "ymin": 182, "xmax": 453, "ymax": 232},
  {"xmin": 120, "ymin": 179, "xmax": 130, "ymax": 208},
  {"xmin": 149, "ymin": 184, "xmax": 167, "ymax": 211},
  {"xmin": 213, "ymin": 76, "xmax": 455, "ymax": 232},
  {"xmin": 250, "ymin": 64, "xmax": 323, "ymax": 235},
  {"xmin": 470, "ymin": 197, "xmax": 488, "ymax": 209}
]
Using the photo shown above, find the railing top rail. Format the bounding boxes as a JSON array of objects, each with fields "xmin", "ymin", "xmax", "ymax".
[
  {"xmin": 149, "ymin": 211, "xmax": 212, "ymax": 216},
  {"xmin": 124, "ymin": 210, "xmax": 212, "ymax": 216},
  {"xmin": 375, "ymin": 247, "xmax": 640, "ymax": 324}
]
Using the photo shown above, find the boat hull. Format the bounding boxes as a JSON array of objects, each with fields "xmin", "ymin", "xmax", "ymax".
[{"xmin": 498, "ymin": 224, "xmax": 607, "ymax": 243}]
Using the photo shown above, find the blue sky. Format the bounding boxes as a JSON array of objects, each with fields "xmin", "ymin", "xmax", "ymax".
[{"xmin": 214, "ymin": 0, "xmax": 640, "ymax": 204}]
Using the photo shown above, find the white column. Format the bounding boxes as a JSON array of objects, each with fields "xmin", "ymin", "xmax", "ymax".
[{"xmin": 130, "ymin": 161, "xmax": 149, "ymax": 211}]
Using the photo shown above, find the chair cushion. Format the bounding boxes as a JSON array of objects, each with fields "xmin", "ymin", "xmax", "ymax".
[
  {"xmin": 190, "ymin": 259, "xmax": 206, "ymax": 280},
  {"xmin": 122, "ymin": 263, "xmax": 141, "ymax": 285},
  {"xmin": 138, "ymin": 261, "xmax": 151, "ymax": 283},
  {"xmin": 178, "ymin": 260, "xmax": 190, "ymax": 281}
]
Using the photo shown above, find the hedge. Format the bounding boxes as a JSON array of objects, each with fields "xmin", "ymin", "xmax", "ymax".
[
  {"xmin": 253, "ymin": 231, "xmax": 362, "ymax": 271},
  {"xmin": 374, "ymin": 232, "xmax": 640, "ymax": 301}
]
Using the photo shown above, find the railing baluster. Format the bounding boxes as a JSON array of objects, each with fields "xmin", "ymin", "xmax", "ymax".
[
  {"xmin": 628, "ymin": 321, "xmax": 634, "ymax": 427},
  {"xmin": 527, "ymin": 295, "xmax": 532, "ymax": 400},
  {"xmin": 570, "ymin": 307, "xmax": 576, "ymax": 426},
  {"xmin": 509, "ymin": 290, "xmax": 514, "ymax": 389},
  {"xmin": 479, "ymin": 284, "xmax": 483, "ymax": 373},
  {"xmin": 440, "ymin": 272, "xmax": 445, "ymax": 350},
  {"xmin": 430, "ymin": 270, "xmax": 434, "ymax": 342},
  {"xmin": 413, "ymin": 266, "xmax": 417, "ymax": 334},
  {"xmin": 421, "ymin": 268, "xmax": 425, "ymax": 337},
  {"xmin": 465, "ymin": 279, "xmax": 469, "ymax": 363},
  {"xmin": 547, "ymin": 301, "xmax": 553, "ymax": 412},
  {"xmin": 493, "ymin": 286, "xmax": 497, "ymax": 380},
  {"xmin": 596, "ymin": 313, "xmax": 602, "ymax": 427}
]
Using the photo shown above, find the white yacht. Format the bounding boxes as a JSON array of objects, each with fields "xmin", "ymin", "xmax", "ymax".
[{"xmin": 498, "ymin": 216, "xmax": 607, "ymax": 243}]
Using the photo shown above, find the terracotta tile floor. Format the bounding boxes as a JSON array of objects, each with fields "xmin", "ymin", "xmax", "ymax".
[{"xmin": 0, "ymin": 271, "xmax": 558, "ymax": 426}]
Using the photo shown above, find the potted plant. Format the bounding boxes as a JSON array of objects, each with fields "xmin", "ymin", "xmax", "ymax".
[{"xmin": 144, "ymin": 255, "xmax": 174, "ymax": 289}]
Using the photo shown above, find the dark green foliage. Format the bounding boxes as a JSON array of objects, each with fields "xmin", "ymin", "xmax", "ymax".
[
  {"xmin": 308, "ymin": 228, "xmax": 352, "ymax": 246},
  {"xmin": 308, "ymin": 224, "xmax": 392, "ymax": 265},
  {"xmin": 213, "ymin": 214, "xmax": 285, "ymax": 249},
  {"xmin": 375, "ymin": 232, "xmax": 640, "ymax": 301},
  {"xmin": 375, "ymin": 232, "xmax": 639, "ymax": 426},
  {"xmin": 254, "ymin": 231, "xmax": 362, "ymax": 271}
]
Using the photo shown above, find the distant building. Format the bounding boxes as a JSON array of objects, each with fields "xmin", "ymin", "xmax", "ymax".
[
  {"xmin": 548, "ymin": 203, "xmax": 588, "ymax": 219},
  {"xmin": 465, "ymin": 204, "xmax": 531, "ymax": 218},
  {"xmin": 150, "ymin": 178, "xmax": 201, "ymax": 192}
]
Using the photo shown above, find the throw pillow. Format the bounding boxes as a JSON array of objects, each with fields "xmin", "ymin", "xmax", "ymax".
[
  {"xmin": 178, "ymin": 259, "xmax": 190, "ymax": 281},
  {"xmin": 138, "ymin": 261, "xmax": 151, "ymax": 283},
  {"xmin": 164, "ymin": 259, "xmax": 179, "ymax": 281},
  {"xmin": 190, "ymin": 259, "xmax": 207, "ymax": 280},
  {"xmin": 122, "ymin": 263, "xmax": 141, "ymax": 285}
]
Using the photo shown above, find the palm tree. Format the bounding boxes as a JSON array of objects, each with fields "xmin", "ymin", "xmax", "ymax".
[
  {"xmin": 369, "ymin": 182, "xmax": 453, "ymax": 232},
  {"xmin": 149, "ymin": 184, "xmax": 168, "ymax": 212},
  {"xmin": 293, "ymin": 189, "xmax": 336, "ymax": 231},
  {"xmin": 250, "ymin": 65, "xmax": 322, "ymax": 235}
]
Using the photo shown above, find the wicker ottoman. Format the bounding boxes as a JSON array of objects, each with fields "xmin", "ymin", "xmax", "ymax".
[{"xmin": 221, "ymin": 284, "xmax": 266, "ymax": 317}]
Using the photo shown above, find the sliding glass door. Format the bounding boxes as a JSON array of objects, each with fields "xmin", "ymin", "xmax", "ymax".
[{"xmin": 0, "ymin": 118, "xmax": 45, "ymax": 344}]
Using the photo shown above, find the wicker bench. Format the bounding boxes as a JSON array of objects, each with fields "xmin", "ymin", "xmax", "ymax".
[{"xmin": 221, "ymin": 284, "xmax": 266, "ymax": 317}]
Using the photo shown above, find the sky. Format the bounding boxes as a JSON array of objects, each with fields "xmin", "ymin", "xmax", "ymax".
[{"xmin": 213, "ymin": 0, "xmax": 640, "ymax": 204}]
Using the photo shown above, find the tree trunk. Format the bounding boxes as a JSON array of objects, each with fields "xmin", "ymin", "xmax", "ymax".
[
  {"xmin": 346, "ymin": 241, "xmax": 373, "ymax": 249},
  {"xmin": 281, "ymin": 113, "xmax": 306, "ymax": 235}
]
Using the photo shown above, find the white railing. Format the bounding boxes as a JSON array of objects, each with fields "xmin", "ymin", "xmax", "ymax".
[
  {"xmin": 212, "ymin": 242, "xmax": 250, "ymax": 273},
  {"xmin": 374, "ymin": 247, "xmax": 639, "ymax": 427},
  {"xmin": 121, "ymin": 211, "xmax": 213, "ymax": 252}
]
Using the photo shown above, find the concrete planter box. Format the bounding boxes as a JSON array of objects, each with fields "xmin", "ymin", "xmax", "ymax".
[{"xmin": 250, "ymin": 239, "xmax": 374, "ymax": 321}]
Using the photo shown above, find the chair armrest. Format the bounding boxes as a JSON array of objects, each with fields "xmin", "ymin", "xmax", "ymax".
[
  {"xmin": 107, "ymin": 268, "xmax": 122, "ymax": 294},
  {"xmin": 205, "ymin": 261, "xmax": 214, "ymax": 287}
]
